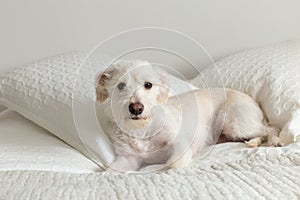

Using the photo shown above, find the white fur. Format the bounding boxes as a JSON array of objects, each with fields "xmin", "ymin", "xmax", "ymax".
[{"xmin": 96, "ymin": 60, "xmax": 282, "ymax": 173}]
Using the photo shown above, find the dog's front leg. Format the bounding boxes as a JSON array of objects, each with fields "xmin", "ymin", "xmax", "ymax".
[
  {"xmin": 106, "ymin": 155, "xmax": 141, "ymax": 173},
  {"xmin": 168, "ymin": 145, "xmax": 193, "ymax": 169}
]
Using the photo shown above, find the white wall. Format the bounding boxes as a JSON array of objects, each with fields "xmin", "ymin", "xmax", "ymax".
[{"xmin": 1, "ymin": 0, "xmax": 300, "ymax": 77}]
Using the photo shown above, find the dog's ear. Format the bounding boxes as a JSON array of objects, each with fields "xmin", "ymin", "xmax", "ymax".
[
  {"xmin": 96, "ymin": 70, "xmax": 113, "ymax": 103},
  {"xmin": 156, "ymin": 69, "xmax": 169, "ymax": 103},
  {"xmin": 158, "ymin": 86, "xmax": 169, "ymax": 103}
]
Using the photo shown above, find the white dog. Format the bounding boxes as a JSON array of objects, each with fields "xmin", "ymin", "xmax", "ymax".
[{"xmin": 96, "ymin": 60, "xmax": 282, "ymax": 172}]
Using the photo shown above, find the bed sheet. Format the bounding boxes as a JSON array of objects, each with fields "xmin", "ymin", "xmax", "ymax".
[{"xmin": 0, "ymin": 108, "xmax": 99, "ymax": 173}]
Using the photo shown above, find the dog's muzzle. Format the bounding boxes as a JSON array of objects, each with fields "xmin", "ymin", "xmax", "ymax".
[{"xmin": 129, "ymin": 102, "xmax": 144, "ymax": 118}]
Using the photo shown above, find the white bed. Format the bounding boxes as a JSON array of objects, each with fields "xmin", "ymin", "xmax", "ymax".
[{"xmin": 1, "ymin": 41, "xmax": 300, "ymax": 199}]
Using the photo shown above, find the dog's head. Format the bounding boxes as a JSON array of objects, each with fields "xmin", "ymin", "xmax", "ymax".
[{"xmin": 96, "ymin": 60, "xmax": 169, "ymax": 130}]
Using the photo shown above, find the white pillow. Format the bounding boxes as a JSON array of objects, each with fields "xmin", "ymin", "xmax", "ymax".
[
  {"xmin": 0, "ymin": 52, "xmax": 115, "ymax": 168},
  {"xmin": 0, "ymin": 52, "xmax": 196, "ymax": 167},
  {"xmin": 190, "ymin": 40, "xmax": 300, "ymax": 145}
]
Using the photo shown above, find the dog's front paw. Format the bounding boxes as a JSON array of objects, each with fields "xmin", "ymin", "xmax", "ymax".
[
  {"xmin": 105, "ymin": 155, "xmax": 141, "ymax": 173},
  {"xmin": 105, "ymin": 167, "xmax": 122, "ymax": 174},
  {"xmin": 169, "ymin": 159, "xmax": 189, "ymax": 169},
  {"xmin": 168, "ymin": 149, "xmax": 193, "ymax": 169}
]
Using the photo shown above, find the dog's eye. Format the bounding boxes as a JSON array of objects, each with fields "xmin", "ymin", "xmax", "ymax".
[
  {"xmin": 144, "ymin": 82, "xmax": 152, "ymax": 90},
  {"xmin": 117, "ymin": 82, "xmax": 126, "ymax": 90}
]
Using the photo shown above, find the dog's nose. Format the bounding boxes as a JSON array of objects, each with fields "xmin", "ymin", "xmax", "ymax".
[{"xmin": 129, "ymin": 102, "xmax": 144, "ymax": 115}]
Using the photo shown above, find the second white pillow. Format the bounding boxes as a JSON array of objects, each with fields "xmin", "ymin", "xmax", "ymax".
[{"xmin": 190, "ymin": 40, "xmax": 300, "ymax": 144}]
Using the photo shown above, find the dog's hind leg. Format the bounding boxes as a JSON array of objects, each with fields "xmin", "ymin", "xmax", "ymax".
[
  {"xmin": 222, "ymin": 101, "xmax": 282, "ymax": 147},
  {"xmin": 266, "ymin": 126, "xmax": 282, "ymax": 147}
]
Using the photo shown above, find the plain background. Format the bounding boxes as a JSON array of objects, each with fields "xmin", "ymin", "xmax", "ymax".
[{"xmin": 0, "ymin": 0, "xmax": 300, "ymax": 77}]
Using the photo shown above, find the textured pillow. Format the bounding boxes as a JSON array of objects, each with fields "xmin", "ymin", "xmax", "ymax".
[
  {"xmin": 190, "ymin": 40, "xmax": 300, "ymax": 145},
  {"xmin": 0, "ymin": 52, "xmax": 196, "ymax": 168},
  {"xmin": 0, "ymin": 52, "xmax": 114, "ymax": 168}
]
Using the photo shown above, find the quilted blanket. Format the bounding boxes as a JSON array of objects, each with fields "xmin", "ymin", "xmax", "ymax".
[{"xmin": 1, "ymin": 143, "xmax": 300, "ymax": 200}]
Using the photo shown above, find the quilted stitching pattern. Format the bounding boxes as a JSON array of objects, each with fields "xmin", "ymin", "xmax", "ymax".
[{"xmin": 1, "ymin": 144, "xmax": 300, "ymax": 200}]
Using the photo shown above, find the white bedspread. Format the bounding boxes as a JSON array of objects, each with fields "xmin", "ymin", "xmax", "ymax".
[
  {"xmin": 1, "ymin": 143, "xmax": 300, "ymax": 200},
  {"xmin": 1, "ymin": 108, "xmax": 300, "ymax": 199}
]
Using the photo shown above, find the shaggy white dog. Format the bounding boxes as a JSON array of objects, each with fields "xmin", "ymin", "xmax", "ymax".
[{"xmin": 96, "ymin": 60, "xmax": 282, "ymax": 172}]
